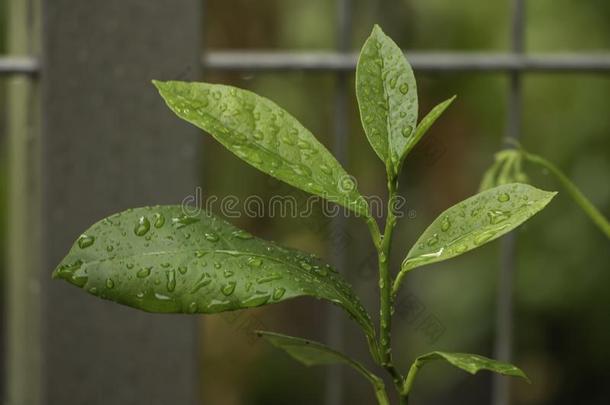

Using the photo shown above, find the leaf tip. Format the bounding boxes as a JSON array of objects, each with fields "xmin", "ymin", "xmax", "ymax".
[{"xmin": 151, "ymin": 79, "xmax": 165, "ymax": 90}]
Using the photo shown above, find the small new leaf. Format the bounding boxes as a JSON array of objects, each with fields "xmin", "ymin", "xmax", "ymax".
[
  {"xmin": 356, "ymin": 25, "xmax": 418, "ymax": 175},
  {"xmin": 393, "ymin": 183, "xmax": 556, "ymax": 295},
  {"xmin": 53, "ymin": 206, "xmax": 374, "ymax": 338},
  {"xmin": 257, "ymin": 331, "xmax": 389, "ymax": 405},
  {"xmin": 403, "ymin": 351, "xmax": 529, "ymax": 395},
  {"xmin": 399, "ymin": 96, "xmax": 456, "ymax": 169},
  {"xmin": 154, "ymin": 80, "xmax": 369, "ymax": 217}
]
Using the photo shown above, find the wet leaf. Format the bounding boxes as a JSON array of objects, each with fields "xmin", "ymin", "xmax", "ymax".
[
  {"xmin": 257, "ymin": 331, "xmax": 389, "ymax": 405},
  {"xmin": 394, "ymin": 184, "xmax": 556, "ymax": 289},
  {"xmin": 403, "ymin": 351, "xmax": 529, "ymax": 395},
  {"xmin": 153, "ymin": 80, "xmax": 369, "ymax": 217},
  {"xmin": 400, "ymin": 96, "xmax": 456, "ymax": 167},
  {"xmin": 53, "ymin": 206, "xmax": 374, "ymax": 338},
  {"xmin": 356, "ymin": 25, "xmax": 418, "ymax": 175}
]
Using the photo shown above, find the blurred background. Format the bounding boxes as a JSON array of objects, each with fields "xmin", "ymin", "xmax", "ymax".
[{"xmin": 1, "ymin": 1, "xmax": 609, "ymax": 404}]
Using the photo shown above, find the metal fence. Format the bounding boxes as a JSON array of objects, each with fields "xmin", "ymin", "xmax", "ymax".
[{"xmin": 2, "ymin": 0, "xmax": 609, "ymax": 404}]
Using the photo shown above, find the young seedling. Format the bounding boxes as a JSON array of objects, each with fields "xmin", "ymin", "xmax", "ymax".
[{"xmin": 53, "ymin": 26, "xmax": 556, "ymax": 404}]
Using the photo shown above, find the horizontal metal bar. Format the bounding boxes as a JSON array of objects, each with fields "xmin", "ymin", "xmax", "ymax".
[
  {"xmin": 0, "ymin": 56, "xmax": 39, "ymax": 76},
  {"xmin": 4, "ymin": 52, "xmax": 610, "ymax": 76},
  {"xmin": 203, "ymin": 51, "xmax": 610, "ymax": 73}
]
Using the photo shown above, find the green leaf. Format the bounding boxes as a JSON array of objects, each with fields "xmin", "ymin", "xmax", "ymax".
[
  {"xmin": 257, "ymin": 331, "xmax": 389, "ymax": 405},
  {"xmin": 153, "ymin": 80, "xmax": 369, "ymax": 217},
  {"xmin": 401, "ymin": 96, "xmax": 456, "ymax": 165},
  {"xmin": 403, "ymin": 351, "xmax": 529, "ymax": 395},
  {"xmin": 53, "ymin": 206, "xmax": 374, "ymax": 338},
  {"xmin": 356, "ymin": 25, "xmax": 418, "ymax": 175},
  {"xmin": 393, "ymin": 183, "xmax": 556, "ymax": 294}
]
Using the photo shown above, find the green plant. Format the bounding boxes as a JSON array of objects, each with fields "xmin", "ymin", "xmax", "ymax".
[
  {"xmin": 53, "ymin": 26, "xmax": 556, "ymax": 404},
  {"xmin": 480, "ymin": 144, "xmax": 609, "ymax": 238}
]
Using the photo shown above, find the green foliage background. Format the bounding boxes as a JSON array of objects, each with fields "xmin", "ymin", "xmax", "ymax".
[
  {"xmin": 0, "ymin": 0, "xmax": 608, "ymax": 404},
  {"xmin": 200, "ymin": 1, "xmax": 610, "ymax": 404}
]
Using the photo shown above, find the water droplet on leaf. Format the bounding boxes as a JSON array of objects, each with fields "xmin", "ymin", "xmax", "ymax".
[
  {"xmin": 77, "ymin": 234, "xmax": 95, "ymax": 249},
  {"xmin": 221, "ymin": 281, "xmax": 236, "ymax": 296},
  {"xmin": 272, "ymin": 287, "xmax": 286, "ymax": 300},
  {"xmin": 134, "ymin": 216, "xmax": 151, "ymax": 236},
  {"xmin": 497, "ymin": 193, "xmax": 510, "ymax": 203}
]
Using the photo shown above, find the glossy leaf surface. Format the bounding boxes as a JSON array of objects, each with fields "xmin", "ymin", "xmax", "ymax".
[
  {"xmin": 397, "ymin": 183, "xmax": 556, "ymax": 278},
  {"xmin": 53, "ymin": 206, "xmax": 374, "ymax": 337},
  {"xmin": 404, "ymin": 351, "xmax": 529, "ymax": 395},
  {"xmin": 257, "ymin": 331, "xmax": 389, "ymax": 405},
  {"xmin": 356, "ymin": 25, "xmax": 418, "ymax": 174},
  {"xmin": 400, "ymin": 96, "xmax": 456, "ymax": 167},
  {"xmin": 154, "ymin": 80, "xmax": 369, "ymax": 217}
]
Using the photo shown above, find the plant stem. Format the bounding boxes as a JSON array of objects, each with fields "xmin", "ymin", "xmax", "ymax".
[
  {"xmin": 366, "ymin": 171, "xmax": 407, "ymax": 403},
  {"xmin": 379, "ymin": 175, "xmax": 404, "ymax": 389},
  {"xmin": 524, "ymin": 151, "xmax": 610, "ymax": 238}
]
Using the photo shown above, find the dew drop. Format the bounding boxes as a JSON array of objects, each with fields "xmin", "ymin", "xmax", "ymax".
[
  {"xmin": 232, "ymin": 229, "xmax": 253, "ymax": 240},
  {"xmin": 155, "ymin": 293, "xmax": 172, "ymax": 301},
  {"xmin": 440, "ymin": 216, "xmax": 451, "ymax": 232},
  {"xmin": 272, "ymin": 287, "xmax": 286, "ymax": 300},
  {"xmin": 204, "ymin": 232, "xmax": 219, "ymax": 242},
  {"xmin": 172, "ymin": 215, "xmax": 200, "ymax": 229},
  {"xmin": 399, "ymin": 83, "xmax": 409, "ymax": 94},
  {"xmin": 188, "ymin": 302, "xmax": 198, "ymax": 313},
  {"xmin": 401, "ymin": 126, "xmax": 413, "ymax": 138},
  {"xmin": 137, "ymin": 266, "xmax": 152, "ymax": 278},
  {"xmin": 178, "ymin": 265, "xmax": 188, "ymax": 275},
  {"xmin": 487, "ymin": 209, "xmax": 511, "ymax": 225},
  {"xmin": 497, "ymin": 193, "xmax": 510, "ymax": 202},
  {"xmin": 314, "ymin": 266, "xmax": 329, "ymax": 277},
  {"xmin": 134, "ymin": 216, "xmax": 151, "ymax": 236},
  {"xmin": 221, "ymin": 281, "xmax": 236, "ymax": 296},
  {"xmin": 247, "ymin": 257, "xmax": 263, "ymax": 268},
  {"xmin": 242, "ymin": 291, "xmax": 271, "ymax": 307},
  {"xmin": 77, "ymin": 234, "xmax": 95, "ymax": 249},
  {"xmin": 166, "ymin": 269, "xmax": 176, "ymax": 292},
  {"xmin": 426, "ymin": 234, "xmax": 439, "ymax": 246},
  {"xmin": 152, "ymin": 212, "xmax": 166, "ymax": 228},
  {"xmin": 299, "ymin": 261, "xmax": 312, "ymax": 271},
  {"xmin": 105, "ymin": 278, "xmax": 115, "ymax": 289}
]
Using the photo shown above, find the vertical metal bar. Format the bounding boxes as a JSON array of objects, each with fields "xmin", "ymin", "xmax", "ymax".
[
  {"xmin": 326, "ymin": 1, "xmax": 351, "ymax": 404},
  {"xmin": 5, "ymin": 0, "xmax": 42, "ymax": 403},
  {"xmin": 40, "ymin": 1, "xmax": 202, "ymax": 404},
  {"xmin": 493, "ymin": 1, "xmax": 524, "ymax": 405}
]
